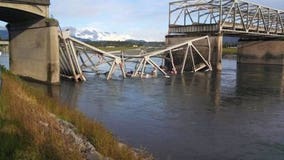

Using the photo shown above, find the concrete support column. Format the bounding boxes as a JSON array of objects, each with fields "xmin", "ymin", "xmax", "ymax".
[
  {"xmin": 214, "ymin": 33, "xmax": 223, "ymax": 71},
  {"xmin": 237, "ymin": 40, "xmax": 284, "ymax": 65},
  {"xmin": 8, "ymin": 18, "xmax": 60, "ymax": 84}
]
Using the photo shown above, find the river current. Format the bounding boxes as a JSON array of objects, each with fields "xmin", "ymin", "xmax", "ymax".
[{"xmin": 1, "ymin": 54, "xmax": 284, "ymax": 160}]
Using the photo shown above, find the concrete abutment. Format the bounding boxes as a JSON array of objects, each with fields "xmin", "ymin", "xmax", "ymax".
[
  {"xmin": 237, "ymin": 40, "xmax": 284, "ymax": 65},
  {"xmin": 8, "ymin": 18, "xmax": 60, "ymax": 84}
]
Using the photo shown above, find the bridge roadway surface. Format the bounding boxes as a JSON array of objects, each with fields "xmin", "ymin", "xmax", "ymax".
[
  {"xmin": 0, "ymin": 0, "xmax": 49, "ymax": 5},
  {"xmin": 169, "ymin": 0, "xmax": 284, "ymax": 38},
  {"xmin": 0, "ymin": 0, "xmax": 50, "ymax": 22}
]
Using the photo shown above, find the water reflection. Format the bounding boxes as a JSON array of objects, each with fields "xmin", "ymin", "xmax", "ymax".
[
  {"xmin": 0, "ymin": 53, "xmax": 9, "ymax": 69},
  {"xmin": 60, "ymin": 80, "xmax": 82, "ymax": 107},
  {"xmin": 166, "ymin": 72, "xmax": 222, "ymax": 112},
  {"xmin": 236, "ymin": 63, "xmax": 284, "ymax": 97},
  {"xmin": 210, "ymin": 72, "xmax": 222, "ymax": 108},
  {"xmin": 24, "ymin": 81, "xmax": 60, "ymax": 98},
  {"xmin": 281, "ymin": 67, "xmax": 284, "ymax": 97}
]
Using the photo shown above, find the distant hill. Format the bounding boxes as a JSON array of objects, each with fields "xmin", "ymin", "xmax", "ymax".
[
  {"xmin": 223, "ymin": 36, "xmax": 239, "ymax": 47},
  {"xmin": 224, "ymin": 36, "xmax": 239, "ymax": 43},
  {"xmin": 87, "ymin": 40, "xmax": 164, "ymax": 48},
  {"xmin": 125, "ymin": 39, "xmax": 147, "ymax": 43}
]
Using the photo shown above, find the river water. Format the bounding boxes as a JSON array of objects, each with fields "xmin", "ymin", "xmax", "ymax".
[{"xmin": 1, "ymin": 54, "xmax": 284, "ymax": 160}]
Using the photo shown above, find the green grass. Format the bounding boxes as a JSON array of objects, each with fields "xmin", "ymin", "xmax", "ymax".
[
  {"xmin": 0, "ymin": 67, "xmax": 151, "ymax": 160},
  {"xmin": 223, "ymin": 47, "xmax": 237, "ymax": 55}
]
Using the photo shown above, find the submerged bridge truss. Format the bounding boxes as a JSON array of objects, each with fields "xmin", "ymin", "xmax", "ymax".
[
  {"xmin": 169, "ymin": 0, "xmax": 284, "ymax": 37},
  {"xmin": 59, "ymin": 32, "xmax": 212, "ymax": 81}
]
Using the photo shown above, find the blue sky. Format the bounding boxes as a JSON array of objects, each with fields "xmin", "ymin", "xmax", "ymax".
[
  {"xmin": 50, "ymin": 0, "xmax": 170, "ymax": 41},
  {"xmin": 50, "ymin": 0, "xmax": 284, "ymax": 41}
]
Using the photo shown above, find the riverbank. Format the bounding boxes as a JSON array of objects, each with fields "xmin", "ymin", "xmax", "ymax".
[
  {"xmin": 0, "ymin": 67, "xmax": 152, "ymax": 160},
  {"xmin": 222, "ymin": 47, "xmax": 237, "ymax": 59}
]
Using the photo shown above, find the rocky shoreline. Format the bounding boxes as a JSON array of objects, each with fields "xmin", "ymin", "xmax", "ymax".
[
  {"xmin": 55, "ymin": 115, "xmax": 109, "ymax": 160},
  {"xmin": 52, "ymin": 113, "xmax": 152, "ymax": 160}
]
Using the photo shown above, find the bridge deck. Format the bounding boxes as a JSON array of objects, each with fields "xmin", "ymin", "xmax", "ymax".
[
  {"xmin": 0, "ymin": 0, "xmax": 50, "ymax": 5},
  {"xmin": 169, "ymin": 23, "xmax": 284, "ymax": 37},
  {"xmin": 169, "ymin": 24, "xmax": 219, "ymax": 34}
]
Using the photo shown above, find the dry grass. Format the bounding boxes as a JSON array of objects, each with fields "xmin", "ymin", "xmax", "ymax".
[
  {"xmin": 0, "ymin": 68, "xmax": 151, "ymax": 160},
  {"xmin": 0, "ymin": 68, "xmax": 83, "ymax": 160}
]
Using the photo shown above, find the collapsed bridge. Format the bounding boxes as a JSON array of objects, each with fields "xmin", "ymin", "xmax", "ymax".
[
  {"xmin": 59, "ymin": 32, "xmax": 212, "ymax": 81},
  {"xmin": 4, "ymin": 0, "xmax": 284, "ymax": 84}
]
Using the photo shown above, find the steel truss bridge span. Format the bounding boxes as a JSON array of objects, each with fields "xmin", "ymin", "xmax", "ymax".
[
  {"xmin": 169, "ymin": 0, "xmax": 284, "ymax": 37},
  {"xmin": 59, "ymin": 33, "xmax": 212, "ymax": 81}
]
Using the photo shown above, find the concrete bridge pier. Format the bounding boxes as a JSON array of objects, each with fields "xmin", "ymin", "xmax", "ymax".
[
  {"xmin": 8, "ymin": 18, "xmax": 60, "ymax": 84},
  {"xmin": 165, "ymin": 34, "xmax": 223, "ymax": 72},
  {"xmin": 215, "ymin": 33, "xmax": 223, "ymax": 71},
  {"xmin": 237, "ymin": 40, "xmax": 284, "ymax": 65}
]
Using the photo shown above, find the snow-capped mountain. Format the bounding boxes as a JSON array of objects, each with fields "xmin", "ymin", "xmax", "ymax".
[{"xmin": 63, "ymin": 26, "xmax": 133, "ymax": 41}]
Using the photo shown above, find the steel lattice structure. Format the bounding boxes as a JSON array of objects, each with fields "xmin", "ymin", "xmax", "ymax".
[
  {"xmin": 169, "ymin": 0, "xmax": 284, "ymax": 37},
  {"xmin": 59, "ymin": 31, "xmax": 212, "ymax": 81}
]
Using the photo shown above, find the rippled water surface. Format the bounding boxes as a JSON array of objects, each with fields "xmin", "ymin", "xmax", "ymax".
[{"xmin": 1, "ymin": 54, "xmax": 284, "ymax": 160}]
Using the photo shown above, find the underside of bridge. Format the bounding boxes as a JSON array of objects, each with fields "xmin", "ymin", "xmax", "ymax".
[{"xmin": 0, "ymin": 0, "xmax": 60, "ymax": 84}]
